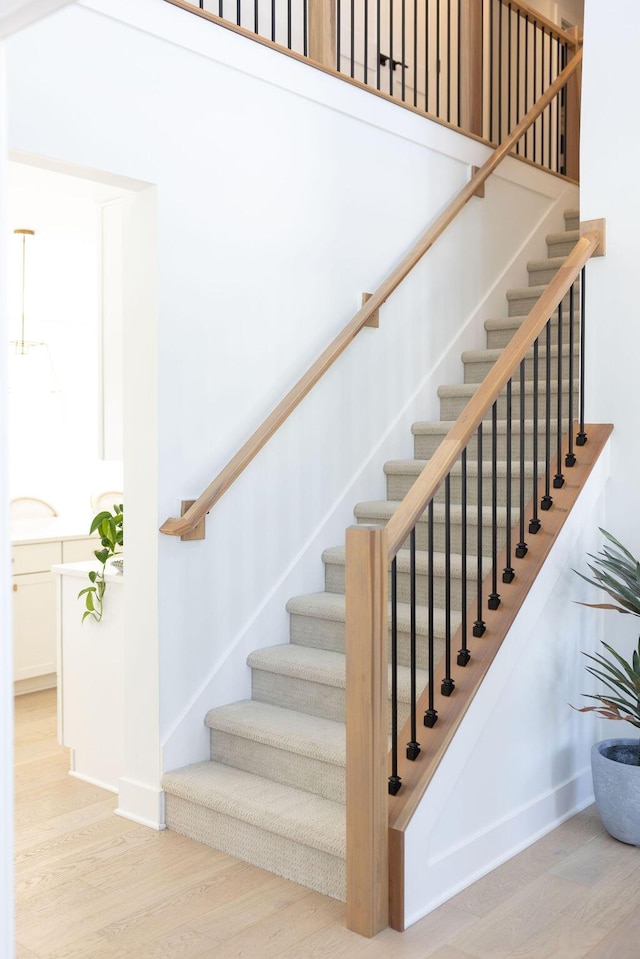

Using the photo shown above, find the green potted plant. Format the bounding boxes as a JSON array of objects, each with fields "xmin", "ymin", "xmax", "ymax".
[
  {"xmin": 573, "ymin": 528, "xmax": 640, "ymax": 845},
  {"xmin": 78, "ymin": 504, "xmax": 123, "ymax": 623}
]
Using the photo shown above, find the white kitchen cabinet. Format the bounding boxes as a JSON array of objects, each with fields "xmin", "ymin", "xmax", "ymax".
[{"xmin": 11, "ymin": 520, "xmax": 98, "ymax": 693}]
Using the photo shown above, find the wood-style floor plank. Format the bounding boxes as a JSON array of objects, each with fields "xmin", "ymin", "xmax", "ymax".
[{"xmin": 14, "ymin": 690, "xmax": 640, "ymax": 959}]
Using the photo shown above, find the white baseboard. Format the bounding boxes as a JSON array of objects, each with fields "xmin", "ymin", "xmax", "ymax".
[
  {"xmin": 116, "ymin": 777, "xmax": 166, "ymax": 829},
  {"xmin": 68, "ymin": 770, "xmax": 117, "ymax": 794}
]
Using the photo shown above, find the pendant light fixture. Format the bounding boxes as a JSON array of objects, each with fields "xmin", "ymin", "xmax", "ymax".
[{"xmin": 8, "ymin": 228, "xmax": 58, "ymax": 393}]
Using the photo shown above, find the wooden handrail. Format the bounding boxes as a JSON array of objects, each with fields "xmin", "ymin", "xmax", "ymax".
[
  {"xmin": 160, "ymin": 47, "xmax": 583, "ymax": 538},
  {"xmin": 496, "ymin": 0, "xmax": 581, "ymax": 46},
  {"xmin": 385, "ymin": 227, "xmax": 602, "ymax": 560}
]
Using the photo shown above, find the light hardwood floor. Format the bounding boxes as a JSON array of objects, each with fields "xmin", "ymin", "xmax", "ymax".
[{"xmin": 14, "ymin": 689, "xmax": 640, "ymax": 959}]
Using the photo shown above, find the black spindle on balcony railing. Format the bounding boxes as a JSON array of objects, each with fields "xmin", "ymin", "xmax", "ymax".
[
  {"xmin": 424, "ymin": 499, "xmax": 438, "ymax": 727},
  {"xmin": 507, "ymin": 2, "xmax": 512, "ymax": 135}
]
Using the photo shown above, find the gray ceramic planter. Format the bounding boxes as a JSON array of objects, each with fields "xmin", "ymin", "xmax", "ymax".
[{"xmin": 591, "ymin": 738, "xmax": 640, "ymax": 846}]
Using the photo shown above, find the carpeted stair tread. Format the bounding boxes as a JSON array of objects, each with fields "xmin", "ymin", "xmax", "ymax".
[
  {"xmin": 384, "ymin": 458, "xmax": 533, "ymax": 480},
  {"xmin": 526, "ymin": 255, "xmax": 566, "ymax": 273},
  {"xmin": 285, "ymin": 590, "xmax": 452, "ymax": 637},
  {"xmin": 546, "ymin": 228, "xmax": 579, "ymax": 246},
  {"xmin": 354, "ymin": 499, "xmax": 512, "ymax": 528},
  {"xmin": 322, "ymin": 544, "xmax": 483, "ymax": 581},
  {"xmin": 412, "ymin": 417, "xmax": 562, "ymax": 437},
  {"xmin": 438, "ymin": 377, "xmax": 575, "ymax": 400},
  {"xmin": 205, "ymin": 700, "xmax": 346, "ymax": 767},
  {"xmin": 461, "ymin": 343, "xmax": 577, "ymax": 367},
  {"xmin": 248, "ymin": 643, "xmax": 427, "ymax": 704},
  {"xmin": 506, "ymin": 283, "xmax": 579, "ymax": 304},
  {"xmin": 162, "ymin": 761, "xmax": 345, "ymax": 859}
]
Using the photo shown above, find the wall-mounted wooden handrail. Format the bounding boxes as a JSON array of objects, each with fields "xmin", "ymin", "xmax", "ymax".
[
  {"xmin": 160, "ymin": 47, "xmax": 583, "ymax": 539},
  {"xmin": 385, "ymin": 226, "xmax": 602, "ymax": 560}
]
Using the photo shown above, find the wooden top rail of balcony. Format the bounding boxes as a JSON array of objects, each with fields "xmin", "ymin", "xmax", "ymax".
[{"xmin": 160, "ymin": 47, "xmax": 583, "ymax": 541}]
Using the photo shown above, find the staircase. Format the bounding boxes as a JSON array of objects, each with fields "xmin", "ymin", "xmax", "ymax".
[{"xmin": 162, "ymin": 209, "xmax": 581, "ymax": 903}]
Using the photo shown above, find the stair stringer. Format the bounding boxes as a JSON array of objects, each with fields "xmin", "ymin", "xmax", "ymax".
[{"xmin": 400, "ymin": 434, "xmax": 611, "ymax": 929}]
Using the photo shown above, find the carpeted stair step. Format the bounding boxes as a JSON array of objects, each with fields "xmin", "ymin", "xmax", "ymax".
[
  {"xmin": 162, "ymin": 761, "xmax": 346, "ymax": 900},
  {"xmin": 462, "ymin": 343, "xmax": 579, "ymax": 384},
  {"xmin": 354, "ymin": 499, "xmax": 515, "ymax": 555},
  {"xmin": 484, "ymin": 313, "xmax": 580, "ymax": 350},
  {"xmin": 412, "ymin": 417, "xmax": 570, "ymax": 460},
  {"xmin": 286, "ymin": 590, "xmax": 447, "ymax": 670},
  {"xmin": 546, "ymin": 228, "xmax": 579, "ymax": 258},
  {"xmin": 247, "ymin": 643, "xmax": 427, "ymax": 731},
  {"xmin": 322, "ymin": 543, "xmax": 484, "ymax": 614},
  {"xmin": 507, "ymin": 283, "xmax": 578, "ymax": 318},
  {"xmin": 564, "ymin": 209, "xmax": 580, "ymax": 232},
  {"xmin": 205, "ymin": 700, "xmax": 346, "ymax": 803},
  {"xmin": 438, "ymin": 378, "xmax": 577, "ymax": 421},
  {"xmin": 384, "ymin": 457, "xmax": 535, "ymax": 506},
  {"xmin": 527, "ymin": 255, "xmax": 572, "ymax": 286}
]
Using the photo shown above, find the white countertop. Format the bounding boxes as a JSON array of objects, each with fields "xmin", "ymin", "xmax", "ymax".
[
  {"xmin": 12, "ymin": 516, "xmax": 96, "ymax": 546},
  {"xmin": 52, "ymin": 560, "xmax": 124, "ymax": 583}
]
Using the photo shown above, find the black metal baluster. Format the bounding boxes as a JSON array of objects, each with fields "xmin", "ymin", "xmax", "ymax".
[
  {"xmin": 287, "ymin": 0, "xmax": 291, "ymax": 48},
  {"xmin": 389, "ymin": 557, "xmax": 401, "ymax": 794},
  {"xmin": 254, "ymin": 0, "xmax": 259, "ymax": 33},
  {"xmin": 350, "ymin": 0, "xmax": 355, "ymax": 76},
  {"xmin": 424, "ymin": 500, "xmax": 438, "ymax": 726},
  {"xmin": 529, "ymin": 338, "xmax": 541, "ymax": 534},
  {"xmin": 489, "ymin": 402, "xmax": 501, "ymax": 609},
  {"xmin": 555, "ymin": 39, "xmax": 561, "ymax": 171},
  {"xmin": 541, "ymin": 318, "xmax": 553, "ymax": 510},
  {"xmin": 516, "ymin": 6, "xmax": 521, "ymax": 152},
  {"xmin": 271, "ymin": 0, "xmax": 275, "ymax": 42},
  {"xmin": 407, "ymin": 528, "xmax": 421, "ymax": 759},
  {"xmin": 458, "ymin": 448, "xmax": 470, "ymax": 665},
  {"xmin": 504, "ymin": 379, "xmax": 515, "ymax": 582},
  {"xmin": 473, "ymin": 424, "xmax": 486, "ymax": 636},
  {"xmin": 489, "ymin": 0, "xmax": 494, "ymax": 140},
  {"xmin": 219, "ymin": 0, "xmax": 223, "ymax": 18},
  {"xmin": 303, "ymin": 0, "xmax": 307, "ymax": 55},
  {"xmin": 516, "ymin": 359, "xmax": 528, "ymax": 557},
  {"xmin": 524, "ymin": 14, "xmax": 529, "ymax": 158},
  {"xmin": 507, "ymin": 2, "xmax": 512, "ymax": 135},
  {"xmin": 577, "ymin": 266, "xmax": 587, "ymax": 445},
  {"xmin": 548, "ymin": 30, "xmax": 553, "ymax": 170},
  {"xmin": 337, "ymin": 0, "xmax": 341, "ymax": 69},
  {"xmin": 566, "ymin": 280, "xmax": 576, "ymax": 467},
  {"xmin": 446, "ymin": 0, "xmax": 451, "ymax": 122},
  {"xmin": 498, "ymin": 0, "xmax": 502, "ymax": 141},
  {"xmin": 377, "ymin": 0, "xmax": 381, "ymax": 88},
  {"xmin": 389, "ymin": 0, "xmax": 394, "ymax": 95},
  {"xmin": 402, "ymin": 0, "xmax": 406, "ymax": 100},
  {"xmin": 533, "ymin": 23, "xmax": 537, "ymax": 164},
  {"xmin": 413, "ymin": 0, "xmax": 418, "ymax": 106},
  {"xmin": 540, "ymin": 28, "xmax": 545, "ymax": 167},
  {"xmin": 560, "ymin": 42, "xmax": 567, "ymax": 174},
  {"xmin": 457, "ymin": 0, "xmax": 461, "ymax": 126},
  {"xmin": 554, "ymin": 300, "xmax": 565, "ymax": 488},
  {"xmin": 425, "ymin": 0, "xmax": 429, "ymax": 112},
  {"xmin": 436, "ymin": 0, "xmax": 441, "ymax": 117},
  {"xmin": 442, "ymin": 475, "xmax": 455, "ymax": 694},
  {"xmin": 364, "ymin": 0, "xmax": 369, "ymax": 82}
]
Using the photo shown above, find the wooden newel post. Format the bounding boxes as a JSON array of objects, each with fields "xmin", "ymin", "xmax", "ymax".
[
  {"xmin": 308, "ymin": 0, "xmax": 337, "ymax": 69},
  {"xmin": 345, "ymin": 525, "xmax": 389, "ymax": 938},
  {"xmin": 564, "ymin": 27, "xmax": 582, "ymax": 181},
  {"xmin": 459, "ymin": 0, "xmax": 484, "ymax": 137}
]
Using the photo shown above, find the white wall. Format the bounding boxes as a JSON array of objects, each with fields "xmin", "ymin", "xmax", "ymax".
[
  {"xmin": 581, "ymin": 0, "xmax": 640, "ymax": 677},
  {"xmin": 0, "ymin": 40, "xmax": 15, "ymax": 959},
  {"xmin": 6, "ymin": 0, "xmax": 578, "ymax": 811},
  {"xmin": 404, "ymin": 439, "xmax": 611, "ymax": 927}
]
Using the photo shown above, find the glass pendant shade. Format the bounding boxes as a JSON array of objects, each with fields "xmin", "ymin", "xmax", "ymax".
[{"xmin": 8, "ymin": 228, "xmax": 58, "ymax": 394}]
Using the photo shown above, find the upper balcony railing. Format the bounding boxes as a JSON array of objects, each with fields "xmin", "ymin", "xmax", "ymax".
[{"xmin": 165, "ymin": 0, "xmax": 581, "ymax": 178}]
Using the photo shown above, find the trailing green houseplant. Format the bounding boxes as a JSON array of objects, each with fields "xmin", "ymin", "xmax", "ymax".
[
  {"xmin": 78, "ymin": 504, "xmax": 123, "ymax": 623},
  {"xmin": 573, "ymin": 528, "xmax": 640, "ymax": 764}
]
